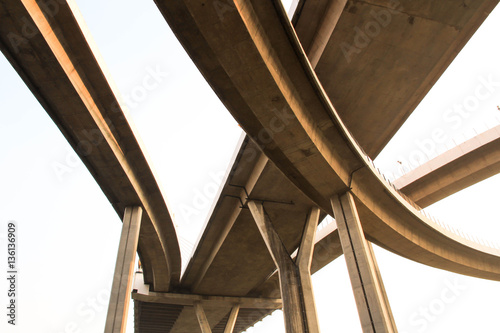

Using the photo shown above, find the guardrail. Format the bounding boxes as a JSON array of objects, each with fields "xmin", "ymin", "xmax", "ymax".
[
  {"xmin": 314, "ymin": 130, "xmax": 500, "ymax": 251},
  {"xmin": 365, "ymin": 151, "xmax": 500, "ymax": 250}
]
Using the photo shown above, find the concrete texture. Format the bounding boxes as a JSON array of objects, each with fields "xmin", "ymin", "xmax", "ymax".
[
  {"xmin": 105, "ymin": 207, "xmax": 143, "ymax": 333},
  {"xmin": 2, "ymin": 0, "xmax": 500, "ymax": 332},
  {"xmin": 332, "ymin": 193, "xmax": 397, "ymax": 332},
  {"xmin": 0, "ymin": 0, "xmax": 181, "ymax": 292},
  {"xmin": 395, "ymin": 125, "xmax": 500, "ymax": 207},
  {"xmin": 157, "ymin": 0, "xmax": 500, "ymax": 280}
]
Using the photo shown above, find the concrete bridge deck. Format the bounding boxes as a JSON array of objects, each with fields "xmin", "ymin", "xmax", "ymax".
[
  {"xmin": 158, "ymin": 0, "xmax": 500, "ymax": 277},
  {"xmin": 1, "ymin": 0, "xmax": 499, "ymax": 332},
  {"xmin": 0, "ymin": 0, "xmax": 181, "ymax": 292},
  {"xmin": 291, "ymin": 0, "xmax": 498, "ymax": 157},
  {"xmin": 394, "ymin": 124, "xmax": 500, "ymax": 207},
  {"xmin": 151, "ymin": 0, "xmax": 500, "ymax": 329}
]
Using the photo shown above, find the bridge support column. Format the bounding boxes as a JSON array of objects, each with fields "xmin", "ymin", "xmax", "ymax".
[
  {"xmin": 248, "ymin": 200, "xmax": 308, "ymax": 333},
  {"xmin": 331, "ymin": 193, "xmax": 397, "ymax": 333},
  {"xmin": 296, "ymin": 207, "xmax": 321, "ymax": 333},
  {"xmin": 194, "ymin": 301, "xmax": 212, "ymax": 333},
  {"xmin": 105, "ymin": 206, "xmax": 143, "ymax": 333},
  {"xmin": 224, "ymin": 305, "xmax": 240, "ymax": 333}
]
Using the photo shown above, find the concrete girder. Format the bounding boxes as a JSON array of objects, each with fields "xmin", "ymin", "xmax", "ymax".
[
  {"xmin": 156, "ymin": 0, "xmax": 500, "ymax": 283},
  {"xmin": 395, "ymin": 124, "xmax": 500, "ymax": 208},
  {"xmin": 224, "ymin": 305, "xmax": 241, "ymax": 333},
  {"xmin": 293, "ymin": 0, "xmax": 348, "ymax": 68},
  {"xmin": 0, "ymin": 0, "xmax": 181, "ymax": 291}
]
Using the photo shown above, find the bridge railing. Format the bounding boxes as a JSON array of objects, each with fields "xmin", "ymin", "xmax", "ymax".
[
  {"xmin": 390, "ymin": 118, "xmax": 500, "ymax": 178},
  {"xmin": 314, "ymin": 128, "xmax": 500, "ymax": 250},
  {"xmin": 361, "ymin": 152, "xmax": 500, "ymax": 251}
]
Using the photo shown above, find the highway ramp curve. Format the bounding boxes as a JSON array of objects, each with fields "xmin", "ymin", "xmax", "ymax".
[{"xmin": 156, "ymin": 0, "xmax": 500, "ymax": 280}]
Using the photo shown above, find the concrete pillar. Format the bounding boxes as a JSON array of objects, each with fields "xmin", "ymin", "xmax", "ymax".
[
  {"xmin": 224, "ymin": 304, "xmax": 240, "ymax": 333},
  {"xmin": 247, "ymin": 200, "xmax": 306, "ymax": 333},
  {"xmin": 331, "ymin": 193, "xmax": 397, "ymax": 333},
  {"xmin": 296, "ymin": 207, "xmax": 321, "ymax": 333},
  {"xmin": 194, "ymin": 301, "xmax": 212, "ymax": 333},
  {"xmin": 105, "ymin": 206, "xmax": 143, "ymax": 333},
  {"xmin": 308, "ymin": 0, "xmax": 349, "ymax": 67}
]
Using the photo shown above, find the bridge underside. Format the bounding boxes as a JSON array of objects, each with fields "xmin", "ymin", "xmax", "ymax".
[
  {"xmin": 0, "ymin": 0, "xmax": 181, "ymax": 291},
  {"xmin": 1, "ymin": 0, "xmax": 499, "ymax": 332},
  {"xmin": 292, "ymin": 0, "xmax": 498, "ymax": 157},
  {"xmin": 395, "ymin": 125, "xmax": 500, "ymax": 208},
  {"xmin": 149, "ymin": 0, "xmax": 500, "ymax": 331}
]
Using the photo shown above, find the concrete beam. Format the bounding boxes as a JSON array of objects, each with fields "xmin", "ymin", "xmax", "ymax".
[
  {"xmin": 105, "ymin": 206, "xmax": 143, "ymax": 333},
  {"xmin": 132, "ymin": 273, "xmax": 282, "ymax": 309},
  {"xmin": 194, "ymin": 302, "xmax": 212, "ymax": 333},
  {"xmin": 191, "ymin": 150, "xmax": 269, "ymax": 291},
  {"xmin": 0, "ymin": 0, "xmax": 181, "ymax": 291},
  {"xmin": 224, "ymin": 305, "xmax": 241, "ymax": 333},
  {"xmin": 296, "ymin": 0, "xmax": 348, "ymax": 68},
  {"xmin": 395, "ymin": 125, "xmax": 500, "ymax": 208},
  {"xmin": 248, "ymin": 200, "xmax": 306, "ymax": 333},
  {"xmin": 296, "ymin": 207, "xmax": 321, "ymax": 333},
  {"xmin": 132, "ymin": 291, "xmax": 282, "ymax": 309},
  {"xmin": 331, "ymin": 193, "xmax": 396, "ymax": 333}
]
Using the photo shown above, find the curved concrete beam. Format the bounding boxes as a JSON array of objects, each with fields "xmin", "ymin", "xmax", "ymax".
[
  {"xmin": 292, "ymin": 0, "xmax": 348, "ymax": 68},
  {"xmin": 156, "ymin": 0, "xmax": 500, "ymax": 280},
  {"xmin": 0, "ymin": 0, "xmax": 181, "ymax": 291},
  {"xmin": 395, "ymin": 125, "xmax": 500, "ymax": 208},
  {"xmin": 313, "ymin": 0, "xmax": 499, "ymax": 157}
]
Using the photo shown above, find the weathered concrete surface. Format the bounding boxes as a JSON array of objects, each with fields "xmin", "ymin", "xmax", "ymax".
[
  {"xmin": 3, "ymin": 0, "xmax": 500, "ymax": 332},
  {"xmin": 305, "ymin": 0, "xmax": 499, "ymax": 157},
  {"xmin": 106, "ymin": 207, "xmax": 143, "ymax": 333},
  {"xmin": 292, "ymin": 0, "xmax": 348, "ymax": 68},
  {"xmin": 133, "ymin": 136, "xmax": 338, "ymax": 331},
  {"xmin": 332, "ymin": 193, "xmax": 397, "ymax": 333},
  {"xmin": 133, "ymin": 268, "xmax": 282, "ymax": 333},
  {"xmin": 296, "ymin": 207, "xmax": 321, "ymax": 333},
  {"xmin": 157, "ymin": 0, "xmax": 500, "ymax": 280},
  {"xmin": 140, "ymin": 0, "xmax": 500, "ymax": 331},
  {"xmin": 248, "ymin": 200, "xmax": 307, "ymax": 333},
  {"xmin": 179, "ymin": 138, "xmax": 324, "ymax": 298},
  {"xmin": 395, "ymin": 125, "xmax": 500, "ymax": 207},
  {"xmin": 0, "ymin": 0, "xmax": 181, "ymax": 291}
]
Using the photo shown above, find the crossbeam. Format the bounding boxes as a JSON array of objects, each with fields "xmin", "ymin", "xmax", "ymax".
[{"xmin": 132, "ymin": 275, "xmax": 282, "ymax": 309}]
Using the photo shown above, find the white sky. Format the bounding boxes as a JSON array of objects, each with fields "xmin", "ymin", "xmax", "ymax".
[{"xmin": 0, "ymin": 0, "xmax": 499, "ymax": 332}]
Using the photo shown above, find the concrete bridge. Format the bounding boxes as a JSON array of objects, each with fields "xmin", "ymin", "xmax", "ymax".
[
  {"xmin": 394, "ymin": 124, "xmax": 500, "ymax": 208},
  {"xmin": 1, "ymin": 0, "xmax": 499, "ymax": 332}
]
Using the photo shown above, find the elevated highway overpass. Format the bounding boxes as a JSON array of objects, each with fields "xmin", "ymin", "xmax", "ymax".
[
  {"xmin": 1, "ymin": 0, "xmax": 499, "ymax": 332},
  {"xmin": 0, "ymin": 0, "xmax": 181, "ymax": 293},
  {"xmin": 154, "ymin": 0, "xmax": 500, "ymax": 331},
  {"xmin": 394, "ymin": 124, "xmax": 500, "ymax": 207},
  {"xmin": 134, "ymin": 128, "xmax": 500, "ymax": 331},
  {"xmin": 290, "ymin": 0, "xmax": 498, "ymax": 157},
  {"xmin": 156, "ymin": 0, "xmax": 500, "ymax": 276}
]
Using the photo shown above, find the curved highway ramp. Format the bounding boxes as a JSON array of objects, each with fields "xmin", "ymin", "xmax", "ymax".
[{"xmin": 1, "ymin": 0, "xmax": 499, "ymax": 332}]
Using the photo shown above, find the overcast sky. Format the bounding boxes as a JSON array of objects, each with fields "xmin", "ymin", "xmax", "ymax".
[{"xmin": 1, "ymin": 1, "xmax": 499, "ymax": 332}]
